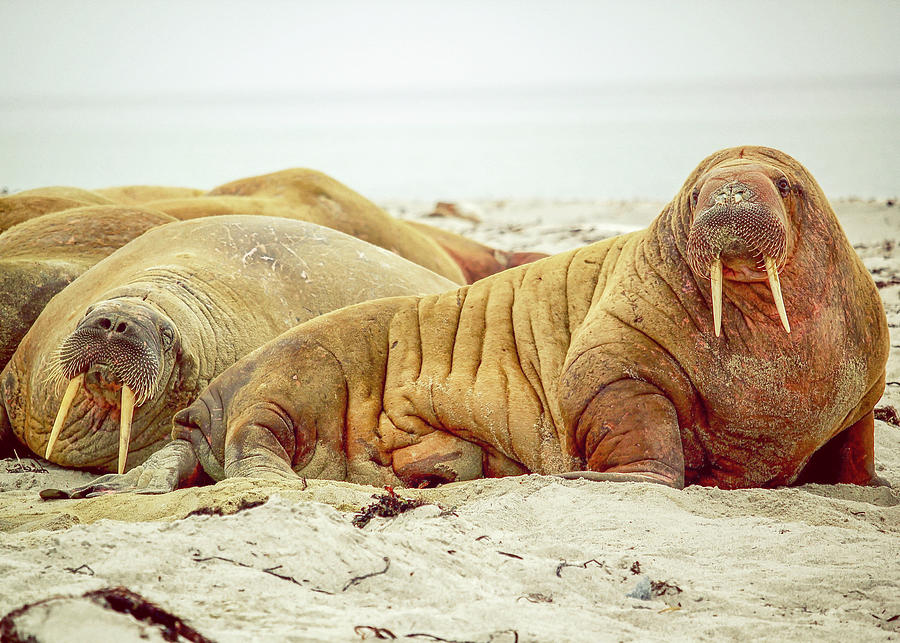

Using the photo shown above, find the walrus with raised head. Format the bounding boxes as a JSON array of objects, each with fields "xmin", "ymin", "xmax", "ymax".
[
  {"xmin": 1, "ymin": 216, "xmax": 454, "ymax": 475},
  {"xmin": 0, "ymin": 205, "xmax": 176, "ymax": 372},
  {"xmin": 52, "ymin": 146, "xmax": 889, "ymax": 497}
]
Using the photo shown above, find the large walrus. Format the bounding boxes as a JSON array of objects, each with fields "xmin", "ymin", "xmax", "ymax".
[
  {"xmin": 0, "ymin": 216, "xmax": 454, "ymax": 475},
  {"xmin": 3, "ymin": 170, "xmax": 547, "ymax": 284},
  {"xmin": 0, "ymin": 206, "xmax": 176, "ymax": 371},
  {"xmin": 56, "ymin": 146, "xmax": 889, "ymax": 497}
]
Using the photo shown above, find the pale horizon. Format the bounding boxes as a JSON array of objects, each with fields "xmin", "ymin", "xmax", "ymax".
[
  {"xmin": 2, "ymin": 1, "xmax": 897, "ymax": 198},
  {"xmin": 3, "ymin": 1, "xmax": 898, "ymax": 97}
]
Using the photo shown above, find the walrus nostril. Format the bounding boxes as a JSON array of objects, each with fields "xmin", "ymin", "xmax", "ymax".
[
  {"xmin": 87, "ymin": 315, "xmax": 130, "ymax": 335},
  {"xmin": 710, "ymin": 181, "xmax": 755, "ymax": 205}
]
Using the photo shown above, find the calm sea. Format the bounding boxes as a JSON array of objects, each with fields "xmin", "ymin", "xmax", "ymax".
[{"xmin": 2, "ymin": 81, "xmax": 897, "ymax": 200}]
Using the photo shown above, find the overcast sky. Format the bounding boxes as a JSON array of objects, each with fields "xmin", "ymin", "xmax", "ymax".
[{"xmin": 2, "ymin": 0, "xmax": 898, "ymax": 98}]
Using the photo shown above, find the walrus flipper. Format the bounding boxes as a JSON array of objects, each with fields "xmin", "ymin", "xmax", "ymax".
[
  {"xmin": 567, "ymin": 379, "xmax": 686, "ymax": 489},
  {"xmin": 41, "ymin": 440, "xmax": 201, "ymax": 499},
  {"xmin": 795, "ymin": 411, "xmax": 889, "ymax": 487},
  {"xmin": 220, "ymin": 405, "xmax": 304, "ymax": 481}
]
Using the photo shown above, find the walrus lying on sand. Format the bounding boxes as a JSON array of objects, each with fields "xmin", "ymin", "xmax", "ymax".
[
  {"xmin": 0, "ymin": 206, "xmax": 176, "ymax": 371},
  {"xmin": 50, "ymin": 146, "xmax": 889, "ymax": 497},
  {"xmin": 1, "ymin": 216, "xmax": 454, "ymax": 475},
  {"xmin": 2, "ymin": 169, "xmax": 547, "ymax": 284}
]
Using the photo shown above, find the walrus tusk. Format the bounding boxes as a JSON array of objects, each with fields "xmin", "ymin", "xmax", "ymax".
[
  {"xmin": 764, "ymin": 255, "xmax": 791, "ymax": 333},
  {"xmin": 710, "ymin": 257, "xmax": 723, "ymax": 337},
  {"xmin": 45, "ymin": 373, "xmax": 84, "ymax": 460},
  {"xmin": 118, "ymin": 384, "xmax": 136, "ymax": 475}
]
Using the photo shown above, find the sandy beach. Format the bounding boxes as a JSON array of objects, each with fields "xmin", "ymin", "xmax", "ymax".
[{"xmin": 1, "ymin": 198, "xmax": 898, "ymax": 642}]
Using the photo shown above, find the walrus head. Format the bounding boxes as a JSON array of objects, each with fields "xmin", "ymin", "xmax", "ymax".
[
  {"xmin": 684, "ymin": 159, "xmax": 798, "ymax": 337},
  {"xmin": 45, "ymin": 298, "xmax": 181, "ymax": 474}
]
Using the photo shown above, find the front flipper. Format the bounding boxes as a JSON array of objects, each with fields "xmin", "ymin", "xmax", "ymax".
[
  {"xmin": 40, "ymin": 439, "xmax": 202, "ymax": 499},
  {"xmin": 221, "ymin": 403, "xmax": 304, "ymax": 481},
  {"xmin": 566, "ymin": 379, "xmax": 686, "ymax": 489},
  {"xmin": 795, "ymin": 411, "xmax": 889, "ymax": 487}
]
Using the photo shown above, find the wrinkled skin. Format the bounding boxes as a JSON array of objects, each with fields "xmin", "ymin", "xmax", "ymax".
[
  {"xmin": 0, "ymin": 206, "xmax": 176, "ymax": 373},
  {"xmin": 54, "ymin": 147, "xmax": 889, "ymax": 498},
  {"xmin": 2, "ymin": 216, "xmax": 454, "ymax": 473}
]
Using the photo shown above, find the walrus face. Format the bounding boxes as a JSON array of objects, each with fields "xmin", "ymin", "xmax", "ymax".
[
  {"xmin": 685, "ymin": 163, "xmax": 797, "ymax": 337},
  {"xmin": 45, "ymin": 298, "xmax": 181, "ymax": 474}
]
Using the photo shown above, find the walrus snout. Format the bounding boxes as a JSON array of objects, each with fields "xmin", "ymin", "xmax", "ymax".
[
  {"xmin": 686, "ymin": 171, "xmax": 793, "ymax": 337},
  {"xmin": 45, "ymin": 299, "xmax": 176, "ymax": 473},
  {"xmin": 57, "ymin": 304, "xmax": 165, "ymax": 404},
  {"xmin": 686, "ymin": 181, "xmax": 788, "ymax": 278}
]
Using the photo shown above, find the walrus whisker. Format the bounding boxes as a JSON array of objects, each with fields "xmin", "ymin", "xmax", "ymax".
[
  {"xmin": 710, "ymin": 256, "xmax": 723, "ymax": 337},
  {"xmin": 764, "ymin": 255, "xmax": 790, "ymax": 333},
  {"xmin": 119, "ymin": 384, "xmax": 136, "ymax": 474},
  {"xmin": 41, "ymin": 353, "xmax": 67, "ymax": 392},
  {"xmin": 45, "ymin": 373, "xmax": 84, "ymax": 461}
]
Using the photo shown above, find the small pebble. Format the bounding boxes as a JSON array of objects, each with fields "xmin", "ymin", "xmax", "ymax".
[{"xmin": 627, "ymin": 575, "xmax": 652, "ymax": 601}]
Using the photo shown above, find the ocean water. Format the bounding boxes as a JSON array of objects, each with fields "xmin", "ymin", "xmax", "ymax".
[{"xmin": 1, "ymin": 81, "xmax": 897, "ymax": 200}]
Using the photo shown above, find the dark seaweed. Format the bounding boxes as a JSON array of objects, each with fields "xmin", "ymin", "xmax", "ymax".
[{"xmin": 352, "ymin": 486, "xmax": 427, "ymax": 528}]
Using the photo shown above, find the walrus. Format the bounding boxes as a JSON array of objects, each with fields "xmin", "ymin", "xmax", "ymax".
[
  {"xmin": 1, "ymin": 216, "xmax": 454, "ymax": 475},
  {"xmin": 1, "ymin": 181, "xmax": 472, "ymax": 282},
  {"xmin": 54, "ymin": 146, "xmax": 889, "ymax": 498},
  {"xmin": 0, "ymin": 205, "xmax": 176, "ymax": 372},
  {"xmin": 93, "ymin": 185, "xmax": 205, "ymax": 204},
  {"xmin": 3, "ymin": 170, "xmax": 545, "ymax": 284},
  {"xmin": 140, "ymin": 168, "xmax": 470, "ymax": 283},
  {"xmin": 138, "ymin": 167, "xmax": 549, "ymax": 283},
  {"xmin": 0, "ymin": 187, "xmax": 115, "ymax": 233}
]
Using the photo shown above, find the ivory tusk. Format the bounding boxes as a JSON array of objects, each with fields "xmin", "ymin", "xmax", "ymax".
[
  {"xmin": 118, "ymin": 384, "xmax": 136, "ymax": 475},
  {"xmin": 710, "ymin": 257, "xmax": 723, "ymax": 337},
  {"xmin": 764, "ymin": 255, "xmax": 791, "ymax": 333},
  {"xmin": 46, "ymin": 373, "xmax": 84, "ymax": 460}
]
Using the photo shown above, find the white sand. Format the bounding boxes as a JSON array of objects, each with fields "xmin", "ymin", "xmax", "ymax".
[{"xmin": 1, "ymin": 199, "xmax": 899, "ymax": 641}]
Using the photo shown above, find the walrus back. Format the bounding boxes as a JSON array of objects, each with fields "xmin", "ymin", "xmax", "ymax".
[
  {"xmin": 383, "ymin": 230, "xmax": 644, "ymax": 473},
  {"xmin": 264, "ymin": 229, "xmax": 647, "ymax": 480}
]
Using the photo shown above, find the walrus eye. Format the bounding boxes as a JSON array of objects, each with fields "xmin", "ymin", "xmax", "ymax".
[
  {"xmin": 160, "ymin": 327, "xmax": 175, "ymax": 349},
  {"xmin": 691, "ymin": 188, "xmax": 700, "ymax": 208},
  {"xmin": 776, "ymin": 177, "xmax": 791, "ymax": 197}
]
